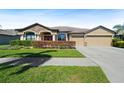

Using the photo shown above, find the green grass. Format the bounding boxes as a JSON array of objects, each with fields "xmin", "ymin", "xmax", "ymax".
[
  {"xmin": 0, "ymin": 65, "xmax": 109, "ymax": 83},
  {"xmin": 0, "ymin": 49, "xmax": 84, "ymax": 58}
]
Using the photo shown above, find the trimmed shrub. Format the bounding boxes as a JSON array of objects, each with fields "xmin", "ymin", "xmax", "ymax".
[
  {"xmin": 10, "ymin": 40, "xmax": 32, "ymax": 46},
  {"xmin": 112, "ymin": 38, "xmax": 121, "ymax": 42},
  {"xmin": 112, "ymin": 38, "xmax": 121, "ymax": 47},
  {"xmin": 113, "ymin": 41, "xmax": 124, "ymax": 48},
  {"xmin": 32, "ymin": 41, "xmax": 76, "ymax": 49}
]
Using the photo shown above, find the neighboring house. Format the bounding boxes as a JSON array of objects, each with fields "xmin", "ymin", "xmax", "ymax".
[
  {"xmin": 0, "ymin": 29, "xmax": 19, "ymax": 44},
  {"xmin": 0, "ymin": 23, "xmax": 115, "ymax": 46}
]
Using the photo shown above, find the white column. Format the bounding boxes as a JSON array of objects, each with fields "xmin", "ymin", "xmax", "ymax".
[
  {"xmin": 20, "ymin": 35, "xmax": 24, "ymax": 40},
  {"xmin": 84, "ymin": 35, "xmax": 87, "ymax": 46},
  {"xmin": 53, "ymin": 34, "xmax": 56, "ymax": 41},
  {"xmin": 35, "ymin": 34, "xmax": 37, "ymax": 40},
  {"xmin": 36, "ymin": 35, "xmax": 39, "ymax": 41},
  {"xmin": 66, "ymin": 33, "xmax": 68, "ymax": 41}
]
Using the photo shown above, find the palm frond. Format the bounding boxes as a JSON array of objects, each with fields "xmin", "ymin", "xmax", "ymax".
[
  {"xmin": 113, "ymin": 24, "xmax": 122, "ymax": 29},
  {"xmin": 113, "ymin": 24, "xmax": 124, "ymax": 34}
]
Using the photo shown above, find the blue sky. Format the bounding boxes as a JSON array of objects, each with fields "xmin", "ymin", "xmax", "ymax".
[{"xmin": 0, "ymin": 9, "xmax": 124, "ymax": 29}]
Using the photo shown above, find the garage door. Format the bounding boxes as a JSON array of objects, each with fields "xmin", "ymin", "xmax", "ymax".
[{"xmin": 85, "ymin": 36, "xmax": 112, "ymax": 46}]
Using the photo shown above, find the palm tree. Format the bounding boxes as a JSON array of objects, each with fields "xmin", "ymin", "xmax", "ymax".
[{"xmin": 113, "ymin": 23, "xmax": 124, "ymax": 40}]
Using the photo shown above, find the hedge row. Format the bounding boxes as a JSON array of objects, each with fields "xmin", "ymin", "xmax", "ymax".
[
  {"xmin": 113, "ymin": 41, "xmax": 124, "ymax": 48},
  {"xmin": 112, "ymin": 38, "xmax": 124, "ymax": 48},
  {"xmin": 112, "ymin": 38, "xmax": 121, "ymax": 42},
  {"xmin": 32, "ymin": 41, "xmax": 76, "ymax": 49},
  {"xmin": 10, "ymin": 40, "xmax": 76, "ymax": 49},
  {"xmin": 10, "ymin": 40, "xmax": 32, "ymax": 46}
]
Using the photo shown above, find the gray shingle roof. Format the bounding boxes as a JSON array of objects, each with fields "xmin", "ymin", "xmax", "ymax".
[
  {"xmin": 51, "ymin": 26, "xmax": 116, "ymax": 34},
  {"xmin": 0, "ymin": 29, "xmax": 18, "ymax": 36},
  {"xmin": 50, "ymin": 26, "xmax": 89, "ymax": 33},
  {"xmin": 0, "ymin": 24, "xmax": 115, "ymax": 36}
]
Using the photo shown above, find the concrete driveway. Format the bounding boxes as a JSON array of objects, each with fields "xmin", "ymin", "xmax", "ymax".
[{"xmin": 77, "ymin": 46, "xmax": 124, "ymax": 83}]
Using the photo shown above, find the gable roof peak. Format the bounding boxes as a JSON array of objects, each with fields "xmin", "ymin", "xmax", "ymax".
[
  {"xmin": 32, "ymin": 22, "xmax": 41, "ymax": 25},
  {"xmin": 29, "ymin": 22, "xmax": 43, "ymax": 26},
  {"xmin": 85, "ymin": 25, "xmax": 116, "ymax": 34},
  {"xmin": 96, "ymin": 25, "xmax": 107, "ymax": 28},
  {"xmin": 17, "ymin": 22, "xmax": 59, "ymax": 32}
]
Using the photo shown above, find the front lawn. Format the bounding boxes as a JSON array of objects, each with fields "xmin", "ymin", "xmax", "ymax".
[
  {"xmin": 0, "ymin": 49, "xmax": 84, "ymax": 58},
  {"xmin": 0, "ymin": 65, "xmax": 109, "ymax": 83}
]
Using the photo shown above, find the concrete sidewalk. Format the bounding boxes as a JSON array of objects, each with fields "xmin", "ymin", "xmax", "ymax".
[{"xmin": 0, "ymin": 58, "xmax": 97, "ymax": 66}]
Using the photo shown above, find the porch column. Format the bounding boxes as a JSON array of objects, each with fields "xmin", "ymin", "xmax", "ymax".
[
  {"xmin": 84, "ymin": 35, "xmax": 87, "ymax": 46},
  {"xmin": 53, "ymin": 34, "xmax": 56, "ymax": 41},
  {"xmin": 20, "ymin": 34, "xmax": 24, "ymax": 40},
  {"xmin": 66, "ymin": 33, "xmax": 68, "ymax": 41},
  {"xmin": 36, "ymin": 35, "xmax": 39, "ymax": 40}
]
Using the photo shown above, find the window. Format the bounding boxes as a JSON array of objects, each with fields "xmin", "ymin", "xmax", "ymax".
[
  {"xmin": 58, "ymin": 33, "xmax": 66, "ymax": 41},
  {"xmin": 25, "ymin": 32, "xmax": 35, "ymax": 40}
]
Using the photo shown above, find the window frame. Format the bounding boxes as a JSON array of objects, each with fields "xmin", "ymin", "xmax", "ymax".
[
  {"xmin": 58, "ymin": 33, "xmax": 66, "ymax": 41},
  {"xmin": 25, "ymin": 32, "xmax": 36, "ymax": 40}
]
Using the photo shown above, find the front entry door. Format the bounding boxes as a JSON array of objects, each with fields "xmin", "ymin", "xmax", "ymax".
[{"xmin": 44, "ymin": 36, "xmax": 52, "ymax": 41}]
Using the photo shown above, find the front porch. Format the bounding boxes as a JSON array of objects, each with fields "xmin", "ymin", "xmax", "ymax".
[
  {"xmin": 18, "ymin": 23, "xmax": 69, "ymax": 41},
  {"xmin": 20, "ymin": 32, "xmax": 56, "ymax": 41},
  {"xmin": 20, "ymin": 31, "xmax": 68, "ymax": 41}
]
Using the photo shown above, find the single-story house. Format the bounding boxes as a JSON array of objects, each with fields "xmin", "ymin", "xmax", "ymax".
[
  {"xmin": 0, "ymin": 23, "xmax": 116, "ymax": 46},
  {"xmin": 0, "ymin": 29, "xmax": 19, "ymax": 44}
]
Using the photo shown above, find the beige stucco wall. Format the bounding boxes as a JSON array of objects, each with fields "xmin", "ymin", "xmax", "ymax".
[
  {"xmin": 69, "ymin": 34, "xmax": 84, "ymax": 46},
  {"xmin": 18, "ymin": 25, "xmax": 58, "ymax": 41},
  {"xmin": 18, "ymin": 25, "xmax": 57, "ymax": 35}
]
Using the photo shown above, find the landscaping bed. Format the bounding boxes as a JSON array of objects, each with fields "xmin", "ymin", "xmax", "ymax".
[{"xmin": 0, "ymin": 66, "xmax": 109, "ymax": 83}]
